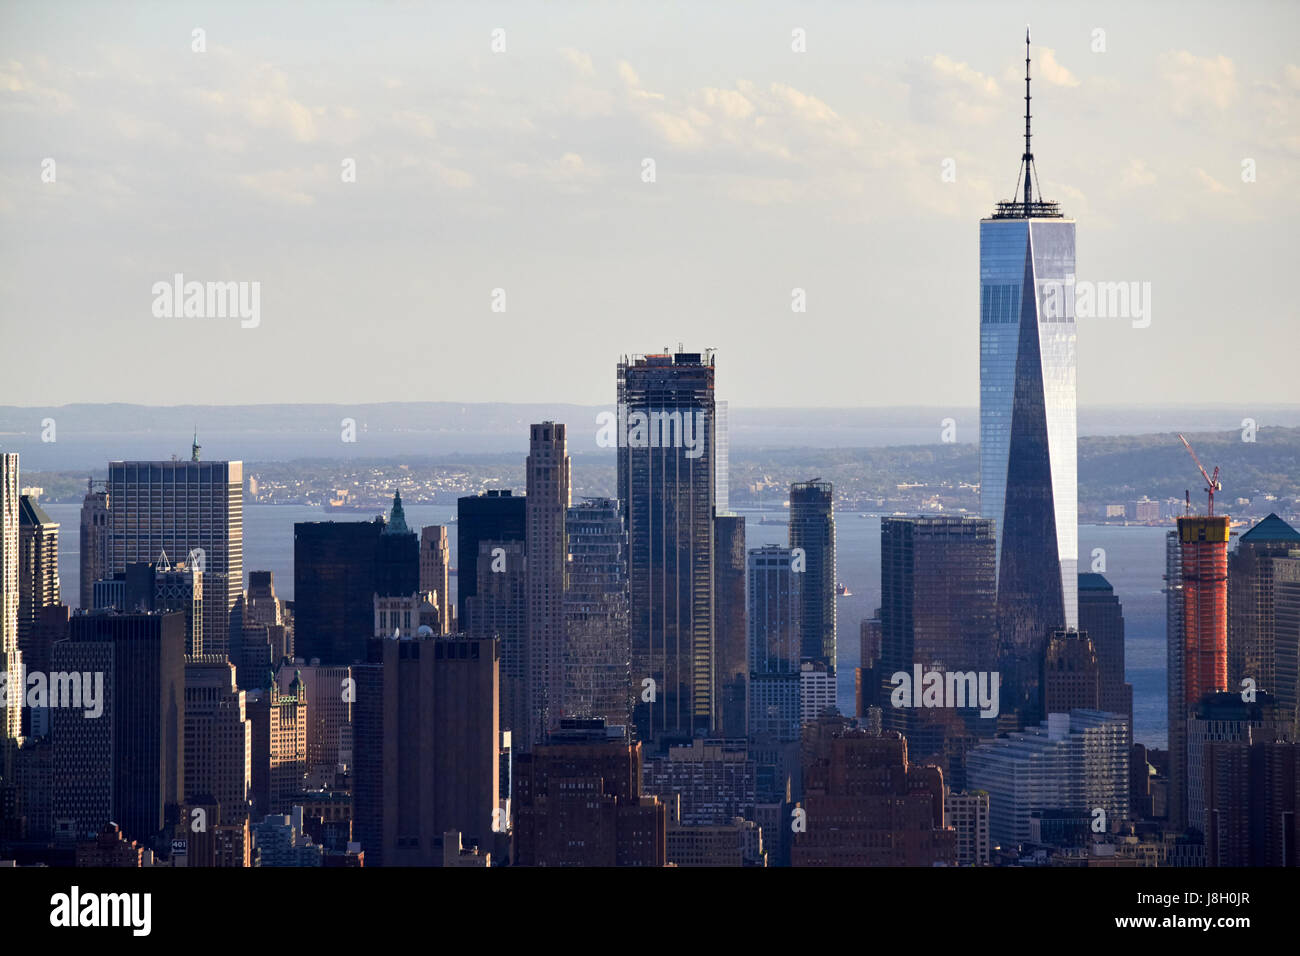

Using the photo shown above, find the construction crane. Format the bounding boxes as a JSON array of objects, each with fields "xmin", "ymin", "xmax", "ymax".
[{"xmin": 1177, "ymin": 433, "xmax": 1222, "ymax": 516}]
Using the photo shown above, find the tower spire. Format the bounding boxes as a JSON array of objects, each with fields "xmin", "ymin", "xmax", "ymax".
[
  {"xmin": 1023, "ymin": 24, "xmax": 1033, "ymax": 213},
  {"xmin": 191, "ymin": 427, "xmax": 201, "ymax": 463}
]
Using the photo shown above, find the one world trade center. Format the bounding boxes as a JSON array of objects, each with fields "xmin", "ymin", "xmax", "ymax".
[{"xmin": 980, "ymin": 29, "xmax": 1078, "ymax": 725}]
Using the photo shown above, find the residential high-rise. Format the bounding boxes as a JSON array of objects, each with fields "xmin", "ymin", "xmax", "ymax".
[
  {"xmin": 56, "ymin": 610, "xmax": 187, "ymax": 848},
  {"xmin": 107, "ymin": 455, "xmax": 243, "ymax": 660},
  {"xmin": 564, "ymin": 497, "xmax": 631, "ymax": 729},
  {"xmin": 352, "ymin": 632, "xmax": 499, "ymax": 865},
  {"xmin": 1228, "ymin": 514, "xmax": 1300, "ymax": 695},
  {"xmin": 1, "ymin": 452, "xmax": 21, "ymax": 742},
  {"xmin": 17, "ymin": 495, "xmax": 60, "ymax": 651},
  {"xmin": 945, "ymin": 790, "xmax": 992, "ymax": 866},
  {"xmin": 1078, "ymin": 572, "xmax": 1134, "ymax": 735},
  {"xmin": 456, "ymin": 489, "xmax": 526, "ymax": 630},
  {"xmin": 788, "ymin": 479, "xmax": 835, "ymax": 669},
  {"xmin": 1167, "ymin": 515, "xmax": 1231, "ymax": 831},
  {"xmin": 419, "ymin": 525, "xmax": 451, "ymax": 633},
  {"xmin": 526, "ymin": 422, "xmax": 570, "ymax": 745},
  {"xmin": 713, "ymin": 513, "xmax": 747, "ymax": 737},
  {"xmin": 980, "ymin": 36, "xmax": 1078, "ymax": 726},
  {"xmin": 877, "ymin": 516, "xmax": 997, "ymax": 760},
  {"xmin": 183, "ymin": 657, "xmax": 251, "ymax": 828},
  {"xmin": 748, "ymin": 545, "xmax": 801, "ymax": 743},
  {"xmin": 618, "ymin": 350, "xmax": 717, "ymax": 742},
  {"xmin": 294, "ymin": 504, "xmax": 418, "ymax": 667},
  {"xmin": 513, "ymin": 718, "xmax": 666, "ymax": 867},
  {"xmin": 79, "ymin": 479, "xmax": 111, "ymax": 612}
]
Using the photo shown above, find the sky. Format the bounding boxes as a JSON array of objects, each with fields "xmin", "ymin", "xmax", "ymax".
[{"xmin": 1, "ymin": 0, "xmax": 1297, "ymax": 410}]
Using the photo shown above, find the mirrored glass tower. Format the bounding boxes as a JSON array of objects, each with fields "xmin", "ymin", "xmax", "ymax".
[{"xmin": 980, "ymin": 29, "xmax": 1077, "ymax": 724}]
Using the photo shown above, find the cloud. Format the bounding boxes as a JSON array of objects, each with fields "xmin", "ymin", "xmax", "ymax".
[
  {"xmin": 910, "ymin": 54, "xmax": 1002, "ymax": 126},
  {"xmin": 560, "ymin": 48, "xmax": 595, "ymax": 78},
  {"xmin": 1159, "ymin": 51, "xmax": 1237, "ymax": 114},
  {"xmin": 1194, "ymin": 167, "xmax": 1230, "ymax": 194},
  {"xmin": 1121, "ymin": 159, "xmax": 1157, "ymax": 188}
]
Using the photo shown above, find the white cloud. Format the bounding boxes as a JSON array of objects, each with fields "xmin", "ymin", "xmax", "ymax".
[{"xmin": 1159, "ymin": 51, "xmax": 1237, "ymax": 114}]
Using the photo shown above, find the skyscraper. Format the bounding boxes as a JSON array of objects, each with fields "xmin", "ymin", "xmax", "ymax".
[
  {"xmin": 353, "ymin": 632, "xmax": 499, "ymax": 865},
  {"xmin": 788, "ymin": 479, "xmax": 836, "ymax": 669},
  {"xmin": 713, "ymin": 513, "xmax": 747, "ymax": 736},
  {"xmin": 980, "ymin": 34, "xmax": 1078, "ymax": 726},
  {"xmin": 564, "ymin": 497, "xmax": 631, "ymax": 729},
  {"xmin": 1, "ymin": 452, "xmax": 21, "ymax": 741},
  {"xmin": 79, "ymin": 479, "xmax": 110, "ymax": 612},
  {"xmin": 877, "ymin": 516, "xmax": 997, "ymax": 759},
  {"xmin": 294, "ymin": 500, "xmax": 418, "ymax": 667},
  {"xmin": 748, "ymin": 545, "xmax": 801, "ymax": 743},
  {"xmin": 59, "ymin": 610, "xmax": 187, "ymax": 847},
  {"xmin": 467, "ymin": 539, "xmax": 527, "ymax": 743},
  {"xmin": 17, "ymin": 495, "xmax": 60, "ymax": 651},
  {"xmin": 183, "ymin": 657, "xmax": 252, "ymax": 828},
  {"xmin": 107, "ymin": 455, "xmax": 243, "ymax": 660},
  {"xmin": 526, "ymin": 422, "xmax": 570, "ymax": 745},
  {"xmin": 419, "ymin": 525, "xmax": 451, "ymax": 633},
  {"xmin": 1228, "ymin": 514, "xmax": 1300, "ymax": 694},
  {"xmin": 1167, "ymin": 514, "xmax": 1231, "ymax": 832},
  {"xmin": 456, "ymin": 489, "xmax": 526, "ymax": 630},
  {"xmin": 618, "ymin": 350, "xmax": 717, "ymax": 742},
  {"xmin": 1077, "ymin": 572, "xmax": 1134, "ymax": 735}
]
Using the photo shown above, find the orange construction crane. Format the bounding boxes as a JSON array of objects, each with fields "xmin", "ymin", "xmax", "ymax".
[{"xmin": 1177, "ymin": 433, "xmax": 1222, "ymax": 516}]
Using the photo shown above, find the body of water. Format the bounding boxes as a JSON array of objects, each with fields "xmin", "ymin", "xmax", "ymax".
[{"xmin": 45, "ymin": 502, "xmax": 1171, "ymax": 749}]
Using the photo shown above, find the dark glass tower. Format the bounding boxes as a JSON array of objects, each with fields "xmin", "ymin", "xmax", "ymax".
[
  {"xmin": 618, "ymin": 351, "xmax": 716, "ymax": 743},
  {"xmin": 456, "ymin": 489, "xmax": 526, "ymax": 630},
  {"xmin": 788, "ymin": 479, "xmax": 835, "ymax": 669},
  {"xmin": 980, "ymin": 32, "xmax": 1078, "ymax": 725}
]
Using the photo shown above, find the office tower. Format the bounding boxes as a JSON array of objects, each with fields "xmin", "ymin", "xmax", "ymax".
[
  {"xmin": 715, "ymin": 399, "xmax": 730, "ymax": 515},
  {"xmin": 183, "ymin": 657, "xmax": 251, "ymax": 827},
  {"xmin": 713, "ymin": 513, "xmax": 747, "ymax": 736},
  {"xmin": 1041, "ymin": 628, "xmax": 1100, "ymax": 714},
  {"xmin": 642, "ymin": 737, "xmax": 756, "ymax": 825},
  {"xmin": 945, "ymin": 790, "xmax": 992, "ymax": 866},
  {"xmin": 107, "ymin": 455, "xmax": 242, "ymax": 660},
  {"xmin": 79, "ymin": 479, "xmax": 110, "ymax": 611},
  {"xmin": 124, "ymin": 554, "xmax": 203, "ymax": 657},
  {"xmin": 980, "ymin": 37, "xmax": 1078, "ymax": 727},
  {"xmin": 17, "ymin": 495, "xmax": 59, "ymax": 649},
  {"xmin": 1184, "ymin": 690, "xmax": 1288, "ymax": 841},
  {"xmin": 513, "ymin": 718, "xmax": 667, "ymax": 867},
  {"xmin": 1228, "ymin": 514, "xmax": 1300, "ymax": 692},
  {"xmin": 748, "ymin": 545, "xmax": 801, "ymax": 743},
  {"xmin": 526, "ymin": 422, "xmax": 571, "ymax": 745},
  {"xmin": 246, "ymin": 670, "xmax": 307, "ymax": 817},
  {"xmin": 618, "ymin": 350, "xmax": 717, "ymax": 742},
  {"xmin": 800, "ymin": 661, "xmax": 837, "ymax": 724},
  {"xmin": 294, "ymin": 508, "xmax": 418, "ymax": 667},
  {"xmin": 565, "ymin": 497, "xmax": 631, "ymax": 728},
  {"xmin": 856, "ymin": 617, "xmax": 882, "ymax": 718},
  {"xmin": 50, "ymin": 637, "xmax": 113, "ymax": 844},
  {"xmin": 419, "ymin": 526, "xmax": 451, "ymax": 633},
  {"xmin": 966, "ymin": 709, "xmax": 1129, "ymax": 850},
  {"xmin": 1, "ymin": 452, "xmax": 20, "ymax": 742},
  {"xmin": 56, "ymin": 611, "xmax": 187, "ymax": 847},
  {"xmin": 1275, "ymin": 552, "xmax": 1300, "ymax": 731},
  {"xmin": 789, "ymin": 479, "xmax": 836, "ymax": 668},
  {"xmin": 1078, "ymin": 572, "xmax": 1134, "ymax": 734},
  {"xmin": 238, "ymin": 569, "xmax": 291, "ymax": 684},
  {"xmin": 793, "ymin": 716, "xmax": 956, "ymax": 867},
  {"xmin": 277, "ymin": 661, "xmax": 352, "ymax": 788},
  {"xmin": 456, "ymin": 489, "xmax": 526, "ymax": 630},
  {"xmin": 466, "ymin": 539, "xmax": 527, "ymax": 743},
  {"xmin": 352, "ymin": 632, "xmax": 500, "ymax": 866},
  {"xmin": 19, "ymin": 605, "xmax": 69, "ymax": 739},
  {"xmin": 877, "ymin": 516, "xmax": 997, "ymax": 760},
  {"xmin": 373, "ymin": 592, "xmax": 440, "ymax": 638},
  {"xmin": 1167, "ymin": 515, "xmax": 1231, "ymax": 831}
]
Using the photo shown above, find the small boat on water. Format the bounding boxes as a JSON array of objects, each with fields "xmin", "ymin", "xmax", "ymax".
[{"xmin": 836, "ymin": 583, "xmax": 852, "ymax": 597}]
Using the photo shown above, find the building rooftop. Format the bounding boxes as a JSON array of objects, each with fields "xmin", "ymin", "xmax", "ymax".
[{"xmin": 1239, "ymin": 512, "xmax": 1300, "ymax": 544}]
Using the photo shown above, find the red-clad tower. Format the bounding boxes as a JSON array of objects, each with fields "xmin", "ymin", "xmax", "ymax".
[{"xmin": 1180, "ymin": 515, "xmax": 1230, "ymax": 705}]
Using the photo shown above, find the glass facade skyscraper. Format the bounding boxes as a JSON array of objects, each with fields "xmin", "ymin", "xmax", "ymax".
[{"xmin": 979, "ymin": 36, "xmax": 1078, "ymax": 725}]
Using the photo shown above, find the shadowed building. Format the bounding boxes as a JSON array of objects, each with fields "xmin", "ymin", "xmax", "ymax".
[
  {"xmin": 713, "ymin": 513, "xmax": 747, "ymax": 736},
  {"xmin": 789, "ymin": 479, "xmax": 836, "ymax": 669},
  {"xmin": 526, "ymin": 422, "xmax": 571, "ymax": 745},
  {"xmin": 79, "ymin": 479, "xmax": 111, "ymax": 612},
  {"xmin": 1078, "ymin": 573, "xmax": 1134, "ymax": 737},
  {"xmin": 1228, "ymin": 514, "xmax": 1300, "ymax": 697},
  {"xmin": 419, "ymin": 526, "xmax": 451, "ymax": 633},
  {"xmin": 565, "ymin": 497, "xmax": 631, "ymax": 729},
  {"xmin": 456, "ymin": 489, "xmax": 526, "ymax": 631}
]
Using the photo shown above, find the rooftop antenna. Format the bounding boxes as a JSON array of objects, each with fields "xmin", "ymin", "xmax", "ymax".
[
  {"xmin": 191, "ymin": 427, "xmax": 201, "ymax": 463},
  {"xmin": 1023, "ymin": 24, "xmax": 1033, "ymax": 214}
]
